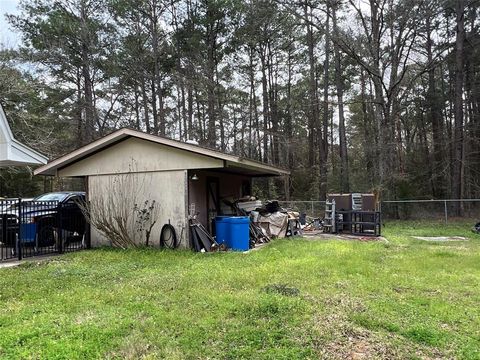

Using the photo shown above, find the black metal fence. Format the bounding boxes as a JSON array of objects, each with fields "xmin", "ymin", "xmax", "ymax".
[{"xmin": 0, "ymin": 199, "xmax": 88, "ymax": 262}]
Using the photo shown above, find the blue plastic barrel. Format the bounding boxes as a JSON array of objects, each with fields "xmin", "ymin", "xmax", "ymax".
[
  {"xmin": 215, "ymin": 216, "xmax": 230, "ymax": 245},
  {"xmin": 20, "ymin": 223, "xmax": 37, "ymax": 244},
  {"xmin": 226, "ymin": 216, "xmax": 250, "ymax": 251}
]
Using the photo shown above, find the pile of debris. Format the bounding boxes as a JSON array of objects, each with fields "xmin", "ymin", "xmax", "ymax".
[
  {"xmin": 228, "ymin": 197, "xmax": 302, "ymax": 245},
  {"xmin": 188, "ymin": 197, "xmax": 303, "ymax": 252},
  {"xmin": 302, "ymin": 216, "xmax": 324, "ymax": 232}
]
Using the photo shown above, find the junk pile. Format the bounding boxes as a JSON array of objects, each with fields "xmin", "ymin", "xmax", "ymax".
[
  {"xmin": 301, "ymin": 217, "xmax": 324, "ymax": 232},
  {"xmin": 188, "ymin": 209, "xmax": 251, "ymax": 252},
  {"xmin": 231, "ymin": 198, "xmax": 302, "ymax": 243},
  {"xmin": 189, "ymin": 197, "xmax": 302, "ymax": 253},
  {"xmin": 188, "ymin": 192, "xmax": 383, "ymax": 251}
]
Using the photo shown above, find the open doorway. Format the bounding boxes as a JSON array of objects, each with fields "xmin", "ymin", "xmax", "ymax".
[{"xmin": 206, "ymin": 177, "xmax": 220, "ymax": 233}]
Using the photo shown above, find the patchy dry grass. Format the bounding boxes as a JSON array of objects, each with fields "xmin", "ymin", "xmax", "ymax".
[{"xmin": 0, "ymin": 220, "xmax": 479, "ymax": 359}]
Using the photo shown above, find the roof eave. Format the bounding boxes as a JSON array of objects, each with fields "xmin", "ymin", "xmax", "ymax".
[
  {"xmin": 34, "ymin": 129, "xmax": 131, "ymax": 176},
  {"xmin": 34, "ymin": 128, "xmax": 290, "ymax": 177},
  {"xmin": 11, "ymin": 138, "xmax": 48, "ymax": 165}
]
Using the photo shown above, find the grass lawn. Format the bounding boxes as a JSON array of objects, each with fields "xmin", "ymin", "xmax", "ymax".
[{"xmin": 1, "ymin": 220, "xmax": 479, "ymax": 359}]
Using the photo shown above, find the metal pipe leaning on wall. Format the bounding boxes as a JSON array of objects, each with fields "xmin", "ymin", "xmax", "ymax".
[{"xmin": 189, "ymin": 218, "xmax": 218, "ymax": 252}]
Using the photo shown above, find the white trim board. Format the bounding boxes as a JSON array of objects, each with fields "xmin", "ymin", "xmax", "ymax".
[{"xmin": 0, "ymin": 104, "xmax": 48, "ymax": 166}]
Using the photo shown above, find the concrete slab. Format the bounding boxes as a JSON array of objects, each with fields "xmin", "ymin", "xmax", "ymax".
[
  {"xmin": 302, "ymin": 232, "xmax": 387, "ymax": 242},
  {"xmin": 412, "ymin": 236, "xmax": 468, "ymax": 242},
  {"xmin": 0, "ymin": 254, "xmax": 64, "ymax": 269}
]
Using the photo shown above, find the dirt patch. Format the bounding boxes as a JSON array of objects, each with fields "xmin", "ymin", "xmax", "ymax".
[
  {"xmin": 320, "ymin": 330, "xmax": 401, "ymax": 359},
  {"xmin": 412, "ymin": 236, "xmax": 468, "ymax": 242},
  {"xmin": 303, "ymin": 232, "xmax": 387, "ymax": 242},
  {"xmin": 310, "ymin": 295, "xmax": 447, "ymax": 359},
  {"xmin": 319, "ymin": 326, "xmax": 447, "ymax": 360},
  {"xmin": 74, "ymin": 311, "xmax": 97, "ymax": 325},
  {"xmin": 108, "ymin": 331, "xmax": 159, "ymax": 359},
  {"xmin": 349, "ymin": 339, "xmax": 371, "ymax": 359}
]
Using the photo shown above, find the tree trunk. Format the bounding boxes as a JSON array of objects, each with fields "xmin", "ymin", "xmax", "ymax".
[
  {"xmin": 150, "ymin": 1, "xmax": 161, "ymax": 135},
  {"xmin": 150, "ymin": 77, "xmax": 158, "ymax": 135},
  {"xmin": 76, "ymin": 71, "xmax": 83, "ymax": 147},
  {"xmin": 268, "ymin": 44, "xmax": 279, "ymax": 165},
  {"xmin": 206, "ymin": 6, "xmax": 217, "ymax": 148},
  {"xmin": 319, "ymin": 1, "xmax": 330, "ymax": 200},
  {"xmin": 305, "ymin": 3, "xmax": 317, "ymax": 168},
  {"xmin": 360, "ymin": 69, "xmax": 374, "ymax": 187},
  {"xmin": 80, "ymin": 1, "xmax": 95, "ymax": 143},
  {"xmin": 248, "ymin": 46, "xmax": 255, "ymax": 158},
  {"xmin": 141, "ymin": 76, "xmax": 151, "ymax": 133},
  {"xmin": 260, "ymin": 47, "xmax": 269, "ymax": 163},
  {"xmin": 426, "ymin": 15, "xmax": 445, "ymax": 198},
  {"xmin": 134, "ymin": 84, "xmax": 140, "ymax": 130},
  {"xmin": 453, "ymin": 0, "xmax": 465, "ymax": 214},
  {"xmin": 332, "ymin": 4, "xmax": 349, "ymax": 193}
]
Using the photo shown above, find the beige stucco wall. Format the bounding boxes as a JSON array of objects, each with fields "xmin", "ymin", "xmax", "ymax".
[
  {"xmin": 58, "ymin": 137, "xmax": 223, "ymax": 177},
  {"xmin": 88, "ymin": 170, "xmax": 188, "ymax": 248}
]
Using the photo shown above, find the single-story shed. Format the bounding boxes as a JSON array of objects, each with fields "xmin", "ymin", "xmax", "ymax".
[{"xmin": 34, "ymin": 128, "xmax": 289, "ymax": 248}]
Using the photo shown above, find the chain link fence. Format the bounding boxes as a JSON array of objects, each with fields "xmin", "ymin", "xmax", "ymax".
[
  {"xmin": 279, "ymin": 199, "xmax": 480, "ymax": 223},
  {"xmin": 279, "ymin": 201, "xmax": 326, "ymax": 219},
  {"xmin": 381, "ymin": 200, "xmax": 480, "ymax": 222}
]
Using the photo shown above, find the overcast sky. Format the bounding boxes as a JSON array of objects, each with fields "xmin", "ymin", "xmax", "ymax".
[{"xmin": 0, "ymin": 0, "xmax": 20, "ymax": 48}]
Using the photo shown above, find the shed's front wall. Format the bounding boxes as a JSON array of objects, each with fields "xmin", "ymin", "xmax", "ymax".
[
  {"xmin": 59, "ymin": 137, "xmax": 223, "ymax": 177},
  {"xmin": 88, "ymin": 170, "xmax": 188, "ymax": 248}
]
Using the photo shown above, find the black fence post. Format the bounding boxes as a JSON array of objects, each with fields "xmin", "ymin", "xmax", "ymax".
[
  {"xmin": 1, "ymin": 207, "xmax": 6, "ymax": 261},
  {"xmin": 17, "ymin": 198, "xmax": 22, "ymax": 261},
  {"xmin": 57, "ymin": 201, "xmax": 63, "ymax": 254}
]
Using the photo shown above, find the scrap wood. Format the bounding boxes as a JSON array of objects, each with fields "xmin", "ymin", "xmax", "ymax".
[{"xmin": 286, "ymin": 211, "xmax": 300, "ymax": 219}]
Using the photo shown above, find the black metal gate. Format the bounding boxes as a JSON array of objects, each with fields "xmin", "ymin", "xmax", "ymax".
[{"xmin": 0, "ymin": 199, "xmax": 89, "ymax": 261}]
